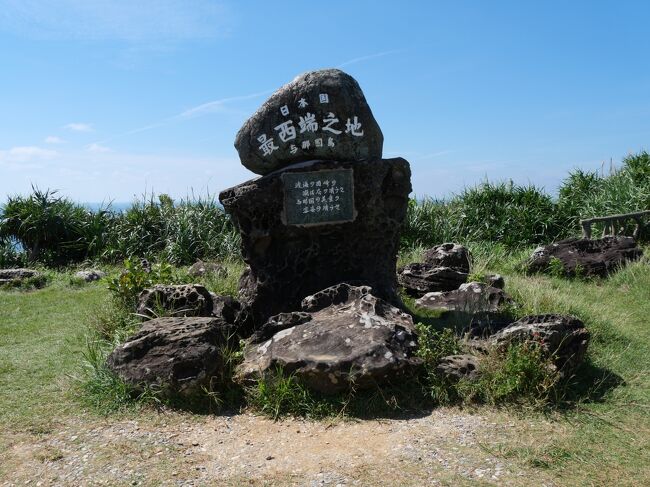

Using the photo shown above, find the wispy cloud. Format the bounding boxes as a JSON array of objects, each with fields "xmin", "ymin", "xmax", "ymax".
[
  {"xmin": 337, "ymin": 49, "xmax": 405, "ymax": 69},
  {"xmin": 179, "ymin": 91, "xmax": 272, "ymax": 119},
  {"xmin": 0, "ymin": 146, "xmax": 57, "ymax": 163},
  {"xmin": 87, "ymin": 143, "xmax": 111, "ymax": 153},
  {"xmin": 0, "ymin": 0, "xmax": 231, "ymax": 41},
  {"xmin": 65, "ymin": 122, "xmax": 93, "ymax": 132},
  {"xmin": 95, "ymin": 89, "xmax": 271, "ymax": 145},
  {"xmin": 44, "ymin": 135, "xmax": 65, "ymax": 144}
]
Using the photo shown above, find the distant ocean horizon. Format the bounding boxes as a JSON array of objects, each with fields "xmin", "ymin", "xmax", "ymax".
[{"xmin": 82, "ymin": 202, "xmax": 133, "ymax": 212}]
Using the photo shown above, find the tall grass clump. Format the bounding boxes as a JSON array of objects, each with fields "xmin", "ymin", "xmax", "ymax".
[
  {"xmin": 558, "ymin": 151, "xmax": 650, "ymax": 238},
  {"xmin": 402, "ymin": 180, "xmax": 563, "ymax": 250},
  {"xmin": 455, "ymin": 181, "xmax": 562, "ymax": 247},
  {"xmin": 0, "ymin": 186, "xmax": 113, "ymax": 265},
  {"xmin": 104, "ymin": 193, "xmax": 240, "ymax": 264}
]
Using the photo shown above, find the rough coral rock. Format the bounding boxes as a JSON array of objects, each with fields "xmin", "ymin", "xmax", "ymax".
[
  {"xmin": 0, "ymin": 268, "xmax": 41, "ymax": 285},
  {"xmin": 107, "ymin": 317, "xmax": 235, "ymax": 396},
  {"xmin": 220, "ymin": 157, "xmax": 411, "ymax": 324},
  {"xmin": 490, "ymin": 314, "xmax": 590, "ymax": 374},
  {"xmin": 528, "ymin": 236, "xmax": 642, "ymax": 277},
  {"xmin": 236, "ymin": 284, "xmax": 421, "ymax": 394},
  {"xmin": 422, "ymin": 243, "xmax": 472, "ymax": 273},
  {"xmin": 136, "ymin": 284, "xmax": 214, "ymax": 319},
  {"xmin": 397, "ymin": 263, "xmax": 468, "ymax": 297},
  {"xmin": 415, "ymin": 282, "xmax": 510, "ymax": 314},
  {"xmin": 74, "ymin": 269, "xmax": 106, "ymax": 282},
  {"xmin": 436, "ymin": 354, "xmax": 481, "ymax": 381}
]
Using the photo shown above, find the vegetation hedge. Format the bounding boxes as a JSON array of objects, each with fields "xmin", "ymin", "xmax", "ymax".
[{"xmin": 1, "ymin": 150, "xmax": 648, "ymax": 267}]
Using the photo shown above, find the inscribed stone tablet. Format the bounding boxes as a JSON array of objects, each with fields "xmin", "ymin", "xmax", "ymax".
[{"xmin": 282, "ymin": 169, "xmax": 355, "ymax": 226}]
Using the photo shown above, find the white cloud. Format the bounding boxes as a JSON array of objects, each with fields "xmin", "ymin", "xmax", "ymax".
[
  {"xmin": 93, "ymin": 89, "xmax": 270, "ymax": 145},
  {"xmin": 0, "ymin": 0, "xmax": 231, "ymax": 41},
  {"xmin": 0, "ymin": 146, "xmax": 58, "ymax": 163},
  {"xmin": 337, "ymin": 49, "xmax": 405, "ymax": 69},
  {"xmin": 87, "ymin": 143, "xmax": 111, "ymax": 153},
  {"xmin": 179, "ymin": 91, "xmax": 271, "ymax": 119},
  {"xmin": 64, "ymin": 122, "xmax": 93, "ymax": 132},
  {"xmin": 44, "ymin": 135, "xmax": 65, "ymax": 144}
]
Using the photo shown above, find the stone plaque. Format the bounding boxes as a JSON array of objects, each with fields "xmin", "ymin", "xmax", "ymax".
[{"xmin": 282, "ymin": 168, "xmax": 355, "ymax": 226}]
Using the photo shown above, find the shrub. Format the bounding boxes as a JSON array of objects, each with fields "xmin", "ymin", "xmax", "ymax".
[
  {"xmin": 0, "ymin": 237, "xmax": 26, "ymax": 267},
  {"xmin": 558, "ymin": 151, "xmax": 650, "ymax": 239},
  {"xmin": 107, "ymin": 258, "xmax": 174, "ymax": 309},
  {"xmin": 103, "ymin": 193, "xmax": 240, "ymax": 264},
  {"xmin": 0, "ymin": 187, "xmax": 113, "ymax": 264},
  {"xmin": 461, "ymin": 342, "xmax": 562, "ymax": 406}
]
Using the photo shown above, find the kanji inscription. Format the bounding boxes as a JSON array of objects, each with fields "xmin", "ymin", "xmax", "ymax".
[{"xmin": 282, "ymin": 169, "xmax": 355, "ymax": 226}]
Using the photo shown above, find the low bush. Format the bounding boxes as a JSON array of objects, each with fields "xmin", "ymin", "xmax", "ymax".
[
  {"xmin": 0, "ymin": 187, "xmax": 112, "ymax": 265},
  {"xmin": 107, "ymin": 258, "xmax": 174, "ymax": 309},
  {"xmin": 103, "ymin": 193, "xmax": 240, "ymax": 265}
]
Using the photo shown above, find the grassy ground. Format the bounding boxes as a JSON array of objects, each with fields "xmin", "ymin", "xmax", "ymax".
[{"xmin": 0, "ymin": 250, "xmax": 649, "ymax": 485}]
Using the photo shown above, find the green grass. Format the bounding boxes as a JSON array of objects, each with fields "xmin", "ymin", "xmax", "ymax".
[
  {"xmin": 0, "ymin": 275, "xmax": 107, "ymax": 430},
  {"xmin": 0, "ymin": 248, "xmax": 649, "ymax": 485}
]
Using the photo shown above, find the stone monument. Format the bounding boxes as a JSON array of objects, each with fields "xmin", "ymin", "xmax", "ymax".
[{"xmin": 220, "ymin": 69, "xmax": 413, "ymax": 327}]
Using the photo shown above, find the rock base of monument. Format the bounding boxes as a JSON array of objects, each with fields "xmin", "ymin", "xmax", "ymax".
[{"xmin": 219, "ymin": 157, "xmax": 412, "ymax": 328}]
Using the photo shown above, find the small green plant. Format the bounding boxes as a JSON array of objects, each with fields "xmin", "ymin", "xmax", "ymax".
[
  {"xmin": 245, "ymin": 368, "xmax": 340, "ymax": 420},
  {"xmin": 107, "ymin": 258, "xmax": 173, "ymax": 308},
  {"xmin": 77, "ymin": 334, "xmax": 149, "ymax": 413},
  {"xmin": 463, "ymin": 342, "xmax": 561, "ymax": 406},
  {"xmin": 547, "ymin": 257, "xmax": 566, "ymax": 278}
]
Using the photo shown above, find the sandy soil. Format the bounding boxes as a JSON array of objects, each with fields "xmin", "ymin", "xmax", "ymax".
[{"xmin": 1, "ymin": 408, "xmax": 562, "ymax": 487}]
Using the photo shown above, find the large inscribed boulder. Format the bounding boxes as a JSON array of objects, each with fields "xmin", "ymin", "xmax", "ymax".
[{"xmin": 235, "ymin": 69, "xmax": 383, "ymax": 175}]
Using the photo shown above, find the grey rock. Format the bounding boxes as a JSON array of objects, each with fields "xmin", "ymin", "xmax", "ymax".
[
  {"xmin": 106, "ymin": 317, "xmax": 235, "ymax": 396},
  {"xmin": 422, "ymin": 243, "xmax": 472, "ymax": 273},
  {"xmin": 397, "ymin": 263, "xmax": 468, "ymax": 297},
  {"xmin": 300, "ymin": 282, "xmax": 372, "ymax": 312},
  {"xmin": 485, "ymin": 274, "xmax": 505, "ymax": 289},
  {"xmin": 0, "ymin": 268, "xmax": 40, "ymax": 283},
  {"xmin": 528, "ymin": 236, "xmax": 642, "ymax": 277},
  {"xmin": 235, "ymin": 69, "xmax": 383, "ymax": 175},
  {"xmin": 187, "ymin": 260, "xmax": 227, "ymax": 278},
  {"xmin": 436, "ymin": 354, "xmax": 480, "ymax": 381},
  {"xmin": 249, "ymin": 311, "xmax": 312, "ymax": 344},
  {"xmin": 236, "ymin": 284, "xmax": 421, "ymax": 394},
  {"xmin": 415, "ymin": 282, "xmax": 510, "ymax": 314},
  {"xmin": 209, "ymin": 293, "xmax": 242, "ymax": 324},
  {"xmin": 220, "ymin": 157, "xmax": 411, "ymax": 325},
  {"xmin": 137, "ymin": 284, "xmax": 214, "ymax": 319},
  {"xmin": 74, "ymin": 269, "xmax": 106, "ymax": 282},
  {"xmin": 490, "ymin": 314, "xmax": 590, "ymax": 374}
]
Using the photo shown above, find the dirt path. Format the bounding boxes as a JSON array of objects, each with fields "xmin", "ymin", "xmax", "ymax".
[{"xmin": 1, "ymin": 408, "xmax": 561, "ymax": 486}]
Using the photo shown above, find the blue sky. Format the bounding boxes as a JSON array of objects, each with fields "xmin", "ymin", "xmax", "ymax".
[{"xmin": 1, "ymin": 0, "xmax": 649, "ymax": 202}]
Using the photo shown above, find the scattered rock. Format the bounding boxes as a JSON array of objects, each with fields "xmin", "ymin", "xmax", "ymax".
[
  {"xmin": 300, "ymin": 282, "xmax": 373, "ymax": 312},
  {"xmin": 422, "ymin": 243, "xmax": 472, "ymax": 273},
  {"xmin": 220, "ymin": 157, "xmax": 411, "ymax": 324},
  {"xmin": 462, "ymin": 313, "xmax": 514, "ymax": 340},
  {"xmin": 74, "ymin": 269, "xmax": 106, "ymax": 282},
  {"xmin": 0, "ymin": 268, "xmax": 41, "ymax": 284},
  {"xmin": 136, "ymin": 284, "xmax": 214, "ymax": 319},
  {"xmin": 490, "ymin": 314, "xmax": 590, "ymax": 374},
  {"xmin": 236, "ymin": 284, "xmax": 421, "ymax": 394},
  {"xmin": 249, "ymin": 311, "xmax": 312, "ymax": 344},
  {"xmin": 415, "ymin": 282, "xmax": 510, "ymax": 314},
  {"xmin": 209, "ymin": 293, "xmax": 242, "ymax": 324},
  {"xmin": 436, "ymin": 355, "xmax": 480, "ymax": 381},
  {"xmin": 485, "ymin": 274, "xmax": 505, "ymax": 290},
  {"xmin": 234, "ymin": 69, "xmax": 383, "ymax": 175},
  {"xmin": 397, "ymin": 263, "xmax": 468, "ymax": 297},
  {"xmin": 107, "ymin": 317, "xmax": 235, "ymax": 396},
  {"xmin": 528, "ymin": 236, "xmax": 642, "ymax": 277},
  {"xmin": 188, "ymin": 260, "xmax": 227, "ymax": 278}
]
